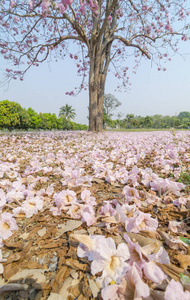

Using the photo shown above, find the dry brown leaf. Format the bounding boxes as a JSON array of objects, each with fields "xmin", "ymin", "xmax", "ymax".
[
  {"xmin": 19, "ymin": 232, "xmax": 29, "ymax": 240},
  {"xmin": 150, "ymin": 289, "xmax": 165, "ymax": 300},
  {"xmin": 8, "ymin": 269, "xmax": 48, "ymax": 284},
  {"xmin": 156, "ymin": 263, "xmax": 184, "ymax": 281},
  {"xmin": 54, "ymin": 220, "xmax": 83, "ymax": 239},
  {"xmin": 27, "ymin": 261, "xmax": 43, "ymax": 269},
  {"xmin": 4, "ymin": 252, "xmax": 23, "ymax": 265},
  {"xmin": 32, "ymin": 282, "xmax": 51, "ymax": 290},
  {"xmin": 158, "ymin": 231, "xmax": 188, "ymax": 250},
  {"xmin": 126, "ymin": 232, "xmax": 162, "ymax": 250},
  {"xmin": 174, "ymin": 254, "xmax": 190, "ymax": 270},
  {"xmin": 100, "ymin": 216, "xmax": 118, "ymax": 223},
  {"xmin": 39, "ymin": 241, "xmax": 63, "ymax": 249},
  {"xmin": 3, "ymin": 263, "xmax": 20, "ymax": 280},
  {"xmin": 139, "ymin": 230, "xmax": 161, "ymax": 240},
  {"xmin": 3, "ymin": 241, "xmax": 24, "ymax": 250},
  {"xmin": 79, "ymin": 275, "xmax": 92, "ymax": 298},
  {"xmin": 68, "ymin": 281, "xmax": 81, "ymax": 297},
  {"xmin": 47, "ymin": 293, "xmax": 65, "ymax": 300},
  {"xmin": 65, "ymin": 258, "xmax": 90, "ymax": 272},
  {"xmin": 88, "ymin": 279, "xmax": 100, "ymax": 298},
  {"xmin": 50, "ymin": 265, "xmax": 71, "ymax": 293},
  {"xmin": 37, "ymin": 227, "xmax": 47, "ymax": 237}
]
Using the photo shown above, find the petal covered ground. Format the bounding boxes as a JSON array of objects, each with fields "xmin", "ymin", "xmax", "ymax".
[{"xmin": 0, "ymin": 130, "xmax": 190, "ymax": 300}]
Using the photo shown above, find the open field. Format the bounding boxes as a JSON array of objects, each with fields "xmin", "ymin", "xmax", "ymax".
[{"xmin": 0, "ymin": 130, "xmax": 190, "ymax": 299}]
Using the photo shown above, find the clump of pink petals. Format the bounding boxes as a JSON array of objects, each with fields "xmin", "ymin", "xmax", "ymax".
[
  {"xmin": 0, "ymin": 212, "xmax": 18, "ymax": 240},
  {"xmin": 21, "ymin": 196, "xmax": 43, "ymax": 218},
  {"xmin": 101, "ymin": 263, "xmax": 150, "ymax": 300},
  {"xmin": 81, "ymin": 189, "xmax": 96, "ymax": 205},
  {"xmin": 76, "ymin": 234, "xmax": 130, "ymax": 287},
  {"xmin": 81, "ymin": 205, "xmax": 96, "ymax": 226},
  {"xmin": 164, "ymin": 279, "xmax": 190, "ymax": 300},
  {"xmin": 125, "ymin": 210, "xmax": 158, "ymax": 233}
]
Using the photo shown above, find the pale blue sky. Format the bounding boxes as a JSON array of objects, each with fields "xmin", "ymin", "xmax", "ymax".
[{"xmin": 0, "ymin": 42, "xmax": 190, "ymax": 125}]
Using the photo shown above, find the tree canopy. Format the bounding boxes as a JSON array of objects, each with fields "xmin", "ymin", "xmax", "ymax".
[
  {"xmin": 0, "ymin": 1, "xmax": 190, "ymax": 131},
  {"xmin": 0, "ymin": 100, "xmax": 87, "ymax": 131},
  {"xmin": 59, "ymin": 104, "xmax": 76, "ymax": 121},
  {"xmin": 104, "ymin": 94, "xmax": 121, "ymax": 117}
]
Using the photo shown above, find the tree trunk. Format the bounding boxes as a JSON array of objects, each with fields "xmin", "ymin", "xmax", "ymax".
[{"xmin": 88, "ymin": 49, "xmax": 106, "ymax": 132}]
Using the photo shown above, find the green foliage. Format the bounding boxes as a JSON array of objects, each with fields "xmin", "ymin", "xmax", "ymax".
[
  {"xmin": 178, "ymin": 167, "xmax": 190, "ymax": 193},
  {"xmin": 59, "ymin": 104, "xmax": 76, "ymax": 121},
  {"xmin": 107, "ymin": 111, "xmax": 190, "ymax": 130},
  {"xmin": 0, "ymin": 100, "xmax": 30, "ymax": 129},
  {"xmin": 178, "ymin": 111, "xmax": 190, "ymax": 120},
  {"xmin": 103, "ymin": 108, "xmax": 113, "ymax": 128},
  {"xmin": 179, "ymin": 237, "xmax": 190, "ymax": 245},
  {"xmin": 180, "ymin": 273, "xmax": 190, "ymax": 287},
  {"xmin": 0, "ymin": 100, "xmax": 87, "ymax": 131},
  {"xmin": 104, "ymin": 94, "xmax": 121, "ymax": 117}
]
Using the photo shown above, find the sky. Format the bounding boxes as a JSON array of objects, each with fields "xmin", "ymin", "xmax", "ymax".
[{"xmin": 0, "ymin": 41, "xmax": 190, "ymax": 125}]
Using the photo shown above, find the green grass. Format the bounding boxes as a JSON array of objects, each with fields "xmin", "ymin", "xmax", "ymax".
[
  {"xmin": 178, "ymin": 168, "xmax": 190, "ymax": 193},
  {"xmin": 105, "ymin": 128, "xmax": 190, "ymax": 132}
]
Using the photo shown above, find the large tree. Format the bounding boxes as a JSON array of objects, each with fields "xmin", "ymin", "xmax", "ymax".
[
  {"xmin": 0, "ymin": 1, "xmax": 190, "ymax": 132},
  {"xmin": 104, "ymin": 94, "xmax": 121, "ymax": 117}
]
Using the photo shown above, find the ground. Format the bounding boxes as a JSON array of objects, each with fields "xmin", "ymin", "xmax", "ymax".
[{"xmin": 0, "ymin": 130, "xmax": 190, "ymax": 300}]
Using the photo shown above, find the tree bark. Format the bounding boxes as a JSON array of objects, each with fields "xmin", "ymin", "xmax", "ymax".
[
  {"xmin": 88, "ymin": 47, "xmax": 106, "ymax": 132},
  {"xmin": 88, "ymin": 71, "xmax": 106, "ymax": 132}
]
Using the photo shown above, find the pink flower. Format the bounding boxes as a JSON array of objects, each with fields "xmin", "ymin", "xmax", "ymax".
[
  {"xmin": 123, "ymin": 186, "xmax": 140, "ymax": 199},
  {"xmin": 143, "ymin": 261, "xmax": 167, "ymax": 283},
  {"xmin": 125, "ymin": 210, "xmax": 158, "ymax": 233},
  {"xmin": 75, "ymin": 234, "xmax": 130, "ymax": 287},
  {"xmin": 164, "ymin": 279, "xmax": 190, "ymax": 300},
  {"xmin": 102, "ymin": 263, "xmax": 150, "ymax": 300},
  {"xmin": 41, "ymin": 0, "xmax": 51, "ymax": 13},
  {"xmin": 165, "ymin": 178, "xmax": 185, "ymax": 196},
  {"xmin": 141, "ymin": 168, "xmax": 158, "ymax": 186},
  {"xmin": 101, "ymin": 283, "xmax": 124, "ymax": 300},
  {"xmin": 168, "ymin": 220, "xmax": 187, "ymax": 234},
  {"xmin": 81, "ymin": 189, "xmax": 96, "ymax": 205},
  {"xmin": 173, "ymin": 197, "xmax": 189, "ymax": 206},
  {"xmin": 99, "ymin": 201, "xmax": 116, "ymax": 217},
  {"xmin": 76, "ymin": 234, "xmax": 106, "ymax": 261},
  {"xmin": 0, "ymin": 212, "xmax": 18, "ymax": 240},
  {"xmin": 150, "ymin": 178, "xmax": 167, "ymax": 195},
  {"xmin": 21, "ymin": 196, "xmax": 43, "ymax": 217},
  {"xmin": 13, "ymin": 207, "xmax": 29, "ymax": 218},
  {"xmin": 122, "ymin": 186, "xmax": 141, "ymax": 207},
  {"xmin": 81, "ymin": 205, "xmax": 96, "ymax": 226},
  {"xmin": 124, "ymin": 263, "xmax": 150, "ymax": 299},
  {"xmin": 146, "ymin": 246, "xmax": 170, "ymax": 265},
  {"xmin": 91, "ymin": 237, "xmax": 130, "ymax": 287},
  {"xmin": 0, "ymin": 189, "xmax": 6, "ymax": 210},
  {"xmin": 54, "ymin": 189, "xmax": 77, "ymax": 209},
  {"xmin": 124, "ymin": 234, "xmax": 145, "ymax": 268},
  {"xmin": 67, "ymin": 203, "xmax": 84, "ymax": 219},
  {"xmin": 116, "ymin": 203, "xmax": 136, "ymax": 224}
]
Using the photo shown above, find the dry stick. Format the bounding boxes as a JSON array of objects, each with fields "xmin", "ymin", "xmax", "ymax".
[{"xmin": 0, "ymin": 283, "xmax": 28, "ymax": 295}]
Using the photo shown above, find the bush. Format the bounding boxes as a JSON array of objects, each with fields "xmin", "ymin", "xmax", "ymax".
[{"xmin": 0, "ymin": 100, "xmax": 30, "ymax": 130}]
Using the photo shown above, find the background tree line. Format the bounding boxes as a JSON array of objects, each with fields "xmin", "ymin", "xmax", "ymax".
[
  {"xmin": 104, "ymin": 111, "xmax": 190, "ymax": 130},
  {"xmin": 103, "ymin": 94, "xmax": 190, "ymax": 130},
  {"xmin": 0, "ymin": 100, "xmax": 88, "ymax": 131}
]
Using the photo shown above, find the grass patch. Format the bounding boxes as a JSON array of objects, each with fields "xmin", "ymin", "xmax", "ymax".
[
  {"xmin": 178, "ymin": 168, "xmax": 190, "ymax": 193},
  {"xmin": 105, "ymin": 128, "xmax": 190, "ymax": 132}
]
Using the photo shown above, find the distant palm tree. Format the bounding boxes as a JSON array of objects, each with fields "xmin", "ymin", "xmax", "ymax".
[{"xmin": 59, "ymin": 104, "xmax": 76, "ymax": 121}]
